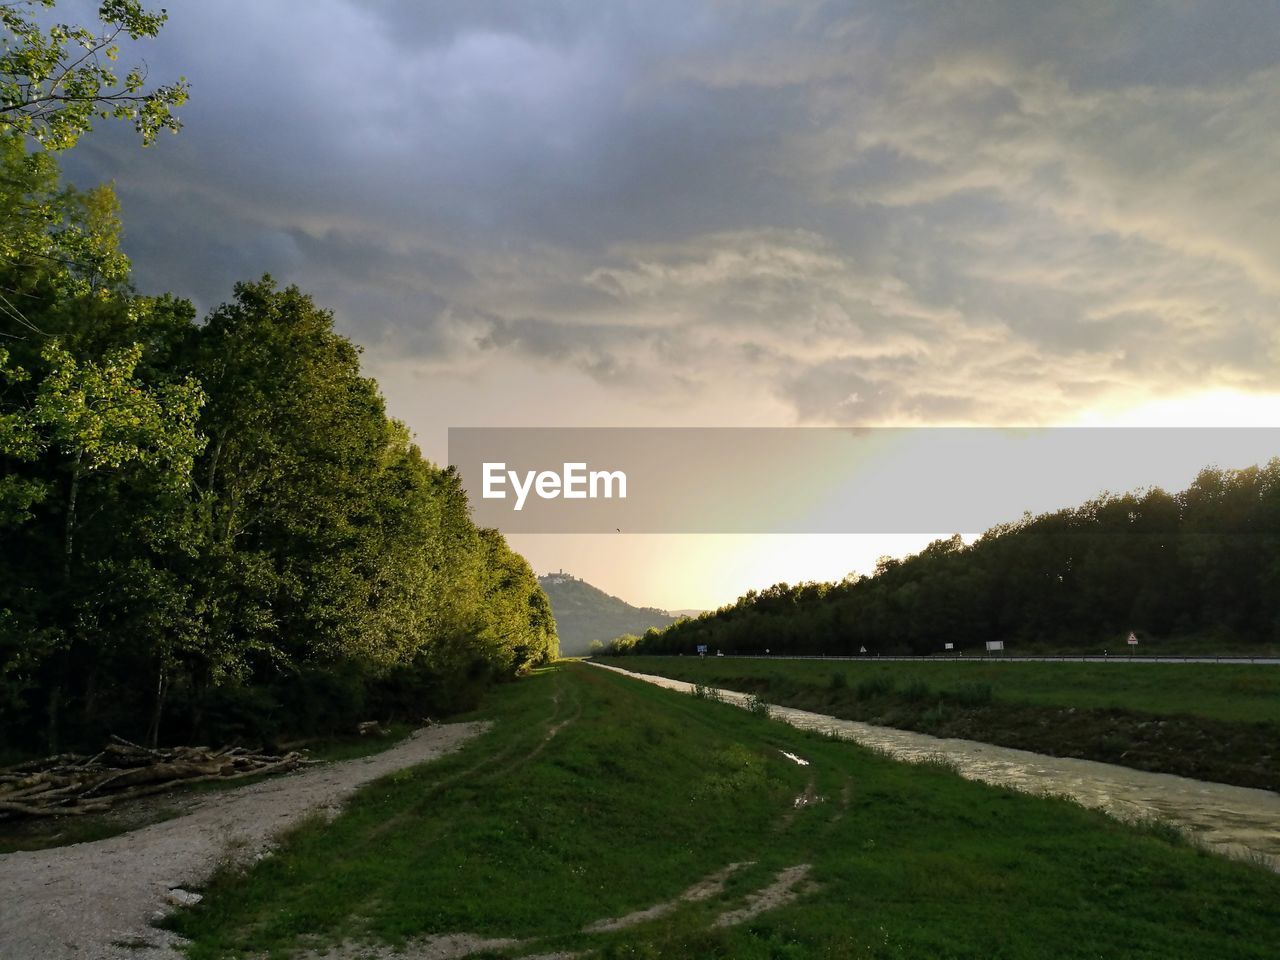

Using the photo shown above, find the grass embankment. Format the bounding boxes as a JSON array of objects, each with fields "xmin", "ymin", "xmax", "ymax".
[
  {"xmin": 166, "ymin": 661, "xmax": 1280, "ymax": 959},
  {"xmin": 619, "ymin": 657, "xmax": 1280, "ymax": 791},
  {"xmin": 0, "ymin": 724, "xmax": 418, "ymax": 855}
]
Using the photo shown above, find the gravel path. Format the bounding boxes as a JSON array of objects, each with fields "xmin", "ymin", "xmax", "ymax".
[{"xmin": 0, "ymin": 721, "xmax": 489, "ymax": 960}]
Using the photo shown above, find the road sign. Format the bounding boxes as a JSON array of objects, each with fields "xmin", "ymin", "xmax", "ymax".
[
  {"xmin": 859, "ymin": 646, "xmax": 867, "ymax": 654},
  {"xmin": 986, "ymin": 640, "xmax": 1004, "ymax": 652},
  {"xmin": 944, "ymin": 642, "xmax": 954, "ymax": 651},
  {"xmin": 1127, "ymin": 632, "xmax": 1139, "ymax": 646}
]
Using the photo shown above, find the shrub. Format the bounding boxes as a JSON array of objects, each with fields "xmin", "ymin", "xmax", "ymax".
[
  {"xmin": 901, "ymin": 678, "xmax": 931, "ymax": 702},
  {"xmin": 1137, "ymin": 817, "xmax": 1188, "ymax": 847},
  {"xmin": 829, "ymin": 671, "xmax": 848, "ymax": 690},
  {"xmin": 855, "ymin": 674, "xmax": 895, "ymax": 699},
  {"xmin": 920, "ymin": 702, "xmax": 949, "ymax": 727},
  {"xmin": 200, "ymin": 682, "xmax": 283, "ymax": 745},
  {"xmin": 947, "ymin": 681, "xmax": 993, "ymax": 707}
]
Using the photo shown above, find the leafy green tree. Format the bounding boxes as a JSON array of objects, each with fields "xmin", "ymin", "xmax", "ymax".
[
  {"xmin": 2, "ymin": 0, "xmax": 187, "ymax": 150},
  {"xmin": 2, "ymin": 338, "xmax": 203, "ymax": 746},
  {"xmin": 0, "ymin": 346, "xmax": 43, "ymax": 525},
  {"xmin": 0, "ymin": 40, "xmax": 561, "ymax": 747},
  {"xmin": 636, "ymin": 460, "xmax": 1280, "ymax": 658}
]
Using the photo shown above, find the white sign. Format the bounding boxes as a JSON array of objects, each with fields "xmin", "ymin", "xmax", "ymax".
[
  {"xmin": 944, "ymin": 643, "xmax": 954, "ymax": 651},
  {"xmin": 985, "ymin": 640, "xmax": 1004, "ymax": 652},
  {"xmin": 859, "ymin": 646, "xmax": 867, "ymax": 654},
  {"xmin": 1127, "ymin": 632, "xmax": 1139, "ymax": 646}
]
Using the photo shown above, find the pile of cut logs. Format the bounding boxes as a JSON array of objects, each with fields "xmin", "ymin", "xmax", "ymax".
[{"xmin": 0, "ymin": 736, "xmax": 306, "ymax": 819}]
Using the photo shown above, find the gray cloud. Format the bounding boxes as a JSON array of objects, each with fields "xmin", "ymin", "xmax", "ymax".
[{"xmin": 57, "ymin": 0, "xmax": 1280, "ymax": 426}]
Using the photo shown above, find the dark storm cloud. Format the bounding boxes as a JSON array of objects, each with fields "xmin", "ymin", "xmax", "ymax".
[{"xmin": 58, "ymin": 0, "xmax": 1280, "ymax": 425}]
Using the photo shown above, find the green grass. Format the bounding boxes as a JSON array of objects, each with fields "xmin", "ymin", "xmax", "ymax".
[
  {"xmin": 165, "ymin": 662, "xmax": 1280, "ymax": 959},
  {"xmin": 621, "ymin": 657, "xmax": 1280, "ymax": 725},
  {"xmin": 616, "ymin": 657, "xmax": 1280, "ymax": 791}
]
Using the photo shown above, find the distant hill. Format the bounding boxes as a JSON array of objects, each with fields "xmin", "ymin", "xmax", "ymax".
[{"xmin": 538, "ymin": 572, "xmax": 677, "ymax": 655}]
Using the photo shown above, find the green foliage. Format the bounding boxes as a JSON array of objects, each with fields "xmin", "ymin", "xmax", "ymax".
[
  {"xmin": 632, "ymin": 465, "xmax": 1280, "ymax": 660},
  {"xmin": 0, "ymin": 141, "xmax": 556, "ymax": 750},
  {"xmin": 919, "ymin": 701, "xmax": 949, "ymax": 727},
  {"xmin": 1, "ymin": 0, "xmax": 188, "ymax": 149},
  {"xmin": 28, "ymin": 338, "xmax": 204, "ymax": 486},
  {"xmin": 855, "ymin": 674, "xmax": 895, "ymax": 699},
  {"xmin": 946, "ymin": 681, "xmax": 994, "ymax": 707},
  {"xmin": 900, "ymin": 677, "xmax": 931, "ymax": 702},
  {"xmin": 605, "ymin": 632, "xmax": 639, "ymax": 656}
]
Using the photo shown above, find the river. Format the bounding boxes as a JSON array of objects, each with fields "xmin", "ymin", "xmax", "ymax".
[{"xmin": 590, "ymin": 661, "xmax": 1280, "ymax": 869}]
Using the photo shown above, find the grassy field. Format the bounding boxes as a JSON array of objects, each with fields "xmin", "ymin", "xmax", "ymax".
[
  {"xmin": 615, "ymin": 657, "xmax": 1280, "ymax": 791},
  {"xmin": 620, "ymin": 657, "xmax": 1280, "ymax": 724},
  {"xmin": 165, "ymin": 661, "xmax": 1280, "ymax": 959}
]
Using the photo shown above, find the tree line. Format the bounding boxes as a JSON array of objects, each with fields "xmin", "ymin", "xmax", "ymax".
[
  {"xmin": 617, "ymin": 463, "xmax": 1280, "ymax": 657},
  {"xmin": 0, "ymin": 4, "xmax": 556, "ymax": 752}
]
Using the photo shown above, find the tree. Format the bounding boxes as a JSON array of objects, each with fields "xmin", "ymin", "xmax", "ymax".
[
  {"xmin": 2, "ymin": 0, "xmax": 187, "ymax": 150},
  {"xmin": 1, "ymin": 336, "xmax": 205, "ymax": 748}
]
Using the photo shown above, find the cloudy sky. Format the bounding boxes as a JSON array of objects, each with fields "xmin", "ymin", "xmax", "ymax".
[{"xmin": 62, "ymin": 1, "xmax": 1280, "ymax": 608}]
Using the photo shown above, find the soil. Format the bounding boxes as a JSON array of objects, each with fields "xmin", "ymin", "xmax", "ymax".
[{"xmin": 0, "ymin": 721, "xmax": 489, "ymax": 960}]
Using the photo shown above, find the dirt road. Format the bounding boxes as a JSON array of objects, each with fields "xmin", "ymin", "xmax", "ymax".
[{"xmin": 0, "ymin": 721, "xmax": 488, "ymax": 960}]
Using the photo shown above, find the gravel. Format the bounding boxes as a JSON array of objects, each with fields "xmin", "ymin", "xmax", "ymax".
[{"xmin": 0, "ymin": 721, "xmax": 489, "ymax": 960}]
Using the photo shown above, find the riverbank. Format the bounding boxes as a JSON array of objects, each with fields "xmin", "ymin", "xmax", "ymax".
[
  {"xmin": 593, "ymin": 662, "xmax": 1280, "ymax": 867},
  {"xmin": 614, "ymin": 656, "xmax": 1280, "ymax": 791},
  {"xmin": 159, "ymin": 663, "xmax": 1279, "ymax": 958}
]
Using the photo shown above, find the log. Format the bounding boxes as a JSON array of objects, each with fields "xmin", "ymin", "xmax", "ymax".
[{"xmin": 0, "ymin": 799, "xmax": 112, "ymax": 817}]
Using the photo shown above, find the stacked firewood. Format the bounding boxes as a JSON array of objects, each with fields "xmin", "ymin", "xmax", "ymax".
[{"xmin": 0, "ymin": 736, "xmax": 306, "ymax": 818}]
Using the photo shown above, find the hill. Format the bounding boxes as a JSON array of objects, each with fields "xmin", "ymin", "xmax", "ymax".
[{"xmin": 538, "ymin": 572, "xmax": 676, "ymax": 655}]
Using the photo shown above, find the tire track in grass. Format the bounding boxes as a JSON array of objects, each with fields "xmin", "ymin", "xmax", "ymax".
[{"xmin": 363, "ymin": 667, "xmax": 576, "ymax": 845}]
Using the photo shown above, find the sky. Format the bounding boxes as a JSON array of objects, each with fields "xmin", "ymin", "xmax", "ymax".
[{"xmin": 58, "ymin": 0, "xmax": 1280, "ymax": 610}]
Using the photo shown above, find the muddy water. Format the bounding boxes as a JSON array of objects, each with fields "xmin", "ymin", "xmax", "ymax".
[{"xmin": 591, "ymin": 662, "xmax": 1280, "ymax": 868}]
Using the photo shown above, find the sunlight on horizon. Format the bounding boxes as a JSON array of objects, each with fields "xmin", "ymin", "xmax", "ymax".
[
  {"xmin": 520, "ymin": 390, "xmax": 1280, "ymax": 613},
  {"xmin": 1076, "ymin": 390, "xmax": 1280, "ymax": 428}
]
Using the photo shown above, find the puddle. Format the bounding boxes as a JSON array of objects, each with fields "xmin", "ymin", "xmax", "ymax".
[
  {"xmin": 793, "ymin": 781, "xmax": 825, "ymax": 809},
  {"xmin": 591, "ymin": 662, "xmax": 1280, "ymax": 868}
]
